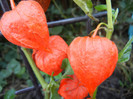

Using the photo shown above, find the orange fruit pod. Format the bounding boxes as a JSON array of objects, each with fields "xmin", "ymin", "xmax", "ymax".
[
  {"xmin": 0, "ymin": 1, "xmax": 49, "ymax": 50},
  {"xmin": 67, "ymin": 35, "xmax": 118, "ymax": 97},
  {"xmin": 32, "ymin": 35, "xmax": 68, "ymax": 76},
  {"xmin": 21, "ymin": 0, "xmax": 51, "ymax": 12},
  {"xmin": 58, "ymin": 74, "xmax": 88, "ymax": 99}
]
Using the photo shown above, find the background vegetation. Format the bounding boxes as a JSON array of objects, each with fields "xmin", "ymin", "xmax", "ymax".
[{"xmin": 0, "ymin": 0, "xmax": 133, "ymax": 99}]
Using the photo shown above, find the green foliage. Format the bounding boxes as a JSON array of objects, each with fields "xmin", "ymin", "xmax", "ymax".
[
  {"xmin": 4, "ymin": 89, "xmax": 16, "ymax": 99},
  {"xmin": 118, "ymin": 36, "xmax": 133, "ymax": 63},
  {"xmin": 50, "ymin": 86, "xmax": 61, "ymax": 99},
  {"xmin": 0, "ymin": 0, "xmax": 133, "ymax": 98},
  {"xmin": 117, "ymin": 36, "xmax": 133, "ymax": 96},
  {"xmin": 95, "ymin": 4, "xmax": 107, "ymax": 11},
  {"xmin": 40, "ymin": 71, "xmax": 50, "ymax": 83},
  {"xmin": 7, "ymin": 59, "xmax": 23, "ymax": 75},
  {"xmin": 54, "ymin": 73, "xmax": 62, "ymax": 80},
  {"xmin": 116, "ymin": 0, "xmax": 133, "ymax": 33},
  {"xmin": 0, "ymin": 43, "xmax": 32, "ymax": 98},
  {"xmin": 112, "ymin": 8, "xmax": 119, "ymax": 24},
  {"xmin": 118, "ymin": 0, "xmax": 133, "ymax": 24},
  {"xmin": 61, "ymin": 58, "xmax": 74, "ymax": 76},
  {"xmin": 118, "ymin": 64, "xmax": 133, "ymax": 92},
  {"xmin": 49, "ymin": 26, "xmax": 63, "ymax": 35},
  {"xmin": 73, "ymin": 0, "xmax": 98, "ymax": 21}
]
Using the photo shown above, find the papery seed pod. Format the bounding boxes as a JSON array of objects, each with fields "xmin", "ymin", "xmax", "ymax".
[
  {"xmin": 0, "ymin": 1, "xmax": 49, "ymax": 50},
  {"xmin": 58, "ymin": 75, "xmax": 88, "ymax": 99},
  {"xmin": 32, "ymin": 35, "xmax": 68, "ymax": 76},
  {"xmin": 67, "ymin": 36, "xmax": 118, "ymax": 97},
  {"xmin": 21, "ymin": 0, "xmax": 51, "ymax": 12}
]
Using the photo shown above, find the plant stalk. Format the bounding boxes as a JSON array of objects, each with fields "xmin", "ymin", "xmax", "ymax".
[
  {"xmin": 21, "ymin": 48, "xmax": 47, "ymax": 90},
  {"xmin": 106, "ymin": 0, "xmax": 114, "ymax": 39},
  {"xmin": 92, "ymin": 87, "xmax": 98, "ymax": 99},
  {"xmin": 45, "ymin": 91, "xmax": 50, "ymax": 99}
]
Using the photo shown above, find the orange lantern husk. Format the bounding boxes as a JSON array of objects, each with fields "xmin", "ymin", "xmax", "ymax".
[
  {"xmin": 67, "ymin": 36, "xmax": 118, "ymax": 97},
  {"xmin": 0, "ymin": 1, "xmax": 49, "ymax": 50},
  {"xmin": 21, "ymin": 0, "xmax": 51, "ymax": 12},
  {"xmin": 58, "ymin": 74, "xmax": 89, "ymax": 99},
  {"xmin": 32, "ymin": 35, "xmax": 68, "ymax": 76}
]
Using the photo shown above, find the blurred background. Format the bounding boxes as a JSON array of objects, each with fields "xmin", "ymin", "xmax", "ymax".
[{"xmin": 0, "ymin": 0, "xmax": 133, "ymax": 99}]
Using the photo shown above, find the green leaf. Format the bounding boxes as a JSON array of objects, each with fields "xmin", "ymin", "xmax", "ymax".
[
  {"xmin": 0, "ymin": 86, "xmax": 2, "ymax": 92},
  {"xmin": 4, "ymin": 51, "xmax": 17, "ymax": 62},
  {"xmin": 0, "ymin": 78, "xmax": 7, "ymax": 87},
  {"xmin": 7, "ymin": 59, "xmax": 21, "ymax": 75},
  {"xmin": 54, "ymin": 73, "xmax": 62, "ymax": 80},
  {"xmin": 95, "ymin": 4, "xmax": 107, "ymax": 11},
  {"xmin": 0, "ymin": 69, "xmax": 12, "ymax": 79},
  {"xmin": 63, "ymin": 59, "xmax": 74, "ymax": 75},
  {"xmin": 119, "ymin": 80, "xmax": 124, "ymax": 87},
  {"xmin": 4, "ymin": 89, "xmax": 16, "ymax": 99},
  {"xmin": 16, "ymin": 67, "xmax": 25, "ymax": 77},
  {"xmin": 40, "ymin": 71, "xmax": 46, "ymax": 76},
  {"xmin": 61, "ymin": 58, "xmax": 68, "ymax": 69},
  {"xmin": 118, "ymin": 36, "xmax": 133, "ymax": 63},
  {"xmin": 73, "ymin": 0, "xmax": 98, "ymax": 21},
  {"xmin": 112, "ymin": 8, "xmax": 119, "ymax": 24},
  {"xmin": 49, "ymin": 26, "xmax": 63, "ymax": 35},
  {"xmin": 63, "ymin": 76, "xmax": 73, "ymax": 79},
  {"xmin": 50, "ymin": 86, "xmax": 61, "ymax": 99},
  {"xmin": 26, "ymin": 80, "xmax": 33, "ymax": 87},
  {"xmin": 40, "ymin": 71, "xmax": 50, "ymax": 83},
  {"xmin": 0, "ymin": 61, "xmax": 7, "ymax": 68},
  {"xmin": 14, "ymin": 64, "xmax": 21, "ymax": 75}
]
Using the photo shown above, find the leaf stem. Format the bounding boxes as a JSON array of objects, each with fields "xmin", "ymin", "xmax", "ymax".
[
  {"xmin": 92, "ymin": 87, "xmax": 98, "ymax": 99},
  {"xmin": 92, "ymin": 22, "xmax": 108, "ymax": 37},
  {"xmin": 45, "ymin": 91, "xmax": 50, "ymax": 99},
  {"xmin": 106, "ymin": 0, "xmax": 114, "ymax": 39},
  {"xmin": 21, "ymin": 48, "xmax": 47, "ymax": 90},
  {"xmin": 10, "ymin": 0, "xmax": 15, "ymax": 9}
]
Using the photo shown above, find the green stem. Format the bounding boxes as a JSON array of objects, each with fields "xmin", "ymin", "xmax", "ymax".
[
  {"xmin": 92, "ymin": 87, "xmax": 98, "ymax": 99},
  {"xmin": 45, "ymin": 91, "xmax": 50, "ymax": 99},
  {"xmin": 106, "ymin": 0, "xmax": 114, "ymax": 39},
  {"xmin": 52, "ymin": 0, "xmax": 67, "ymax": 19},
  {"xmin": 21, "ymin": 47, "xmax": 47, "ymax": 90},
  {"xmin": 91, "ymin": 22, "xmax": 108, "ymax": 37}
]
